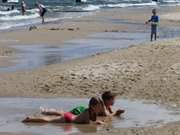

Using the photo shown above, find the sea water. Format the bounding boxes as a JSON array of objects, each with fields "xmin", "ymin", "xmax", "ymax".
[{"xmin": 0, "ymin": 0, "xmax": 179, "ymax": 30}]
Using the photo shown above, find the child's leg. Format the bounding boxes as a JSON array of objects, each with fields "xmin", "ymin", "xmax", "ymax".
[
  {"xmin": 151, "ymin": 33, "xmax": 153, "ymax": 41},
  {"xmin": 22, "ymin": 116, "xmax": 66, "ymax": 123},
  {"xmin": 40, "ymin": 107, "xmax": 64, "ymax": 116},
  {"xmin": 154, "ymin": 32, "xmax": 157, "ymax": 40},
  {"xmin": 42, "ymin": 16, "xmax": 45, "ymax": 24}
]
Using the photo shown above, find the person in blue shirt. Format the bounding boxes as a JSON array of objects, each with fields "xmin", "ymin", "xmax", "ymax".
[{"xmin": 146, "ymin": 9, "xmax": 159, "ymax": 41}]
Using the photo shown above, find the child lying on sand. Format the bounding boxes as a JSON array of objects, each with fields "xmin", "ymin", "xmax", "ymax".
[
  {"xmin": 40, "ymin": 91, "xmax": 125, "ymax": 117},
  {"xmin": 22, "ymin": 97, "xmax": 105, "ymax": 125}
]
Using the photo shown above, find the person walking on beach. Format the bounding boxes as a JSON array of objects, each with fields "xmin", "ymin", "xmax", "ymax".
[
  {"xmin": 21, "ymin": 0, "xmax": 26, "ymax": 15},
  {"xmin": 146, "ymin": 9, "xmax": 159, "ymax": 41},
  {"xmin": 36, "ymin": 2, "xmax": 47, "ymax": 24}
]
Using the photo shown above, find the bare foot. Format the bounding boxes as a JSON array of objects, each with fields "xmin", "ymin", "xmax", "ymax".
[{"xmin": 22, "ymin": 116, "xmax": 31, "ymax": 123}]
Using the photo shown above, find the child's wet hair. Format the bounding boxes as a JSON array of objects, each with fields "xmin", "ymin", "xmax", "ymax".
[
  {"xmin": 89, "ymin": 97, "xmax": 101, "ymax": 108},
  {"xmin": 102, "ymin": 91, "xmax": 117, "ymax": 101}
]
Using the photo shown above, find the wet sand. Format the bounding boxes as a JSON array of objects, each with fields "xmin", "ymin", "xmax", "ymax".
[{"xmin": 1, "ymin": 5, "xmax": 180, "ymax": 135}]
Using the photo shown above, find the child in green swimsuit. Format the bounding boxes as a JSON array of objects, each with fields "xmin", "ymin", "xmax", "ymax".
[
  {"xmin": 22, "ymin": 97, "xmax": 104, "ymax": 124},
  {"xmin": 40, "ymin": 91, "xmax": 125, "ymax": 117}
]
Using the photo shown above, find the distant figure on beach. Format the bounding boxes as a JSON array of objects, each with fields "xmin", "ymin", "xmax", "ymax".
[
  {"xmin": 40, "ymin": 91, "xmax": 125, "ymax": 117},
  {"xmin": 76, "ymin": 0, "xmax": 81, "ymax": 2},
  {"xmin": 11, "ymin": 5, "xmax": 15, "ymax": 10},
  {"xmin": 2, "ymin": 0, "xmax": 7, "ymax": 3},
  {"xmin": 75, "ymin": 0, "xmax": 87, "ymax": 3},
  {"xmin": 146, "ymin": 9, "xmax": 159, "ymax": 41},
  {"xmin": 36, "ymin": 2, "xmax": 47, "ymax": 24},
  {"xmin": 6, "ymin": 8, "xmax": 10, "ymax": 11},
  {"xmin": 22, "ymin": 97, "xmax": 105, "ymax": 125},
  {"xmin": 21, "ymin": 0, "xmax": 26, "ymax": 15}
]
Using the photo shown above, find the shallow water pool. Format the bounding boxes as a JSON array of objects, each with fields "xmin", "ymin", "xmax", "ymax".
[
  {"xmin": 0, "ymin": 98, "xmax": 180, "ymax": 135},
  {"xmin": 0, "ymin": 32, "xmax": 148, "ymax": 72}
]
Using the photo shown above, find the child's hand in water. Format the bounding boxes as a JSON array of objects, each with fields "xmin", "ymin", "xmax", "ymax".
[
  {"xmin": 95, "ymin": 120, "xmax": 105, "ymax": 125},
  {"xmin": 115, "ymin": 109, "xmax": 125, "ymax": 116}
]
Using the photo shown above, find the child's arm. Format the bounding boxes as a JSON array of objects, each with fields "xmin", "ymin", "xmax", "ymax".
[
  {"xmin": 91, "ymin": 120, "xmax": 105, "ymax": 125},
  {"xmin": 107, "ymin": 106, "xmax": 125, "ymax": 117},
  {"xmin": 145, "ymin": 16, "xmax": 153, "ymax": 24},
  {"xmin": 113, "ymin": 109, "xmax": 125, "ymax": 116}
]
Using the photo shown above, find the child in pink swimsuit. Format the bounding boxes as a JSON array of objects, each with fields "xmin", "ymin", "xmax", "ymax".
[{"xmin": 22, "ymin": 97, "xmax": 104, "ymax": 124}]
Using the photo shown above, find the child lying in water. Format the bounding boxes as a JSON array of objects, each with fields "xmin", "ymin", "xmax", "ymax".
[
  {"xmin": 22, "ymin": 97, "xmax": 104, "ymax": 125},
  {"xmin": 40, "ymin": 91, "xmax": 125, "ymax": 117}
]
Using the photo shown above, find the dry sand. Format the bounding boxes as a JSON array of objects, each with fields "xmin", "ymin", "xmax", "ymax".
[
  {"xmin": 1, "ymin": 38, "xmax": 180, "ymax": 105},
  {"xmin": 0, "ymin": 6, "xmax": 180, "ymax": 135}
]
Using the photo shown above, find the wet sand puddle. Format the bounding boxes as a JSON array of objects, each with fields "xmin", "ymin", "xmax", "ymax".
[
  {"xmin": 1, "ymin": 24, "xmax": 180, "ymax": 72},
  {"xmin": 0, "ymin": 98, "xmax": 180, "ymax": 135},
  {"xmin": 0, "ymin": 32, "xmax": 148, "ymax": 72}
]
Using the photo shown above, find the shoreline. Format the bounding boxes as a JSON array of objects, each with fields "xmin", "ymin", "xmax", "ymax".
[{"xmin": 1, "ymin": 6, "xmax": 180, "ymax": 45}]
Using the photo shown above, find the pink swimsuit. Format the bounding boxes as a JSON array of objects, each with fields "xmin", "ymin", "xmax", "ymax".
[{"xmin": 64, "ymin": 112, "xmax": 76, "ymax": 123}]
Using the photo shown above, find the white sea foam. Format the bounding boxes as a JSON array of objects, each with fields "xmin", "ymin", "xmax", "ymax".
[
  {"xmin": 83, "ymin": 5, "xmax": 101, "ymax": 11},
  {"xmin": 106, "ymin": 2, "xmax": 157, "ymax": 8},
  {"xmin": 0, "ymin": 13, "xmax": 39, "ymax": 21},
  {"xmin": 0, "ymin": 9, "xmax": 20, "ymax": 15}
]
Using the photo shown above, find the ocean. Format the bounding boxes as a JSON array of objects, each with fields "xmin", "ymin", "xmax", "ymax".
[{"xmin": 0, "ymin": 0, "xmax": 179, "ymax": 30}]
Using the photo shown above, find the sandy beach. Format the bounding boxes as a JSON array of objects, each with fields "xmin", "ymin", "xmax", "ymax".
[{"xmin": 1, "ymin": 5, "xmax": 180, "ymax": 135}]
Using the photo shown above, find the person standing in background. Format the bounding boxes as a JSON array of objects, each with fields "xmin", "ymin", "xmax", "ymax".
[
  {"xmin": 36, "ymin": 2, "xmax": 47, "ymax": 24},
  {"xmin": 146, "ymin": 9, "xmax": 159, "ymax": 41},
  {"xmin": 21, "ymin": 0, "xmax": 26, "ymax": 15}
]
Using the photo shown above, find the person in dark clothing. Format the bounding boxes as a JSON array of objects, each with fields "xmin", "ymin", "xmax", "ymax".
[
  {"xmin": 146, "ymin": 9, "xmax": 159, "ymax": 41},
  {"xmin": 36, "ymin": 2, "xmax": 47, "ymax": 24},
  {"xmin": 21, "ymin": 0, "xmax": 26, "ymax": 15}
]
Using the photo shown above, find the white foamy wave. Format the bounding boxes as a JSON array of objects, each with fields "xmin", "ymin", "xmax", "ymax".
[
  {"xmin": 106, "ymin": 2, "xmax": 157, "ymax": 8},
  {"xmin": 83, "ymin": 5, "xmax": 101, "ymax": 11},
  {"xmin": 0, "ymin": 19, "xmax": 40, "ymax": 30},
  {"xmin": 81, "ymin": 0, "xmax": 87, "ymax": 2},
  {"xmin": 164, "ymin": 0, "xmax": 179, "ymax": 3},
  {"xmin": 0, "ymin": 13, "xmax": 39, "ymax": 21},
  {"xmin": 0, "ymin": 9, "xmax": 20, "ymax": 15}
]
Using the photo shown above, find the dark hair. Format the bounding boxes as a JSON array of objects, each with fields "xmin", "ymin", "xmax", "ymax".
[
  {"xmin": 152, "ymin": 8, "xmax": 156, "ymax": 14},
  {"xmin": 102, "ymin": 91, "xmax": 116, "ymax": 101},
  {"xmin": 88, "ymin": 97, "xmax": 101, "ymax": 121},
  {"xmin": 89, "ymin": 97, "xmax": 100, "ymax": 108}
]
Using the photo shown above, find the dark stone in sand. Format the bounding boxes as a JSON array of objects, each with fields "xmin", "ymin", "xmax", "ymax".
[
  {"xmin": 104, "ymin": 29, "xmax": 119, "ymax": 32},
  {"xmin": 67, "ymin": 28, "xmax": 75, "ymax": 31},
  {"xmin": 49, "ymin": 28, "xmax": 60, "ymax": 31},
  {"xmin": 29, "ymin": 25, "xmax": 37, "ymax": 31}
]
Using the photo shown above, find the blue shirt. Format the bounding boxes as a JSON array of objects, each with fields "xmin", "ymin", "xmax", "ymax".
[{"xmin": 149, "ymin": 15, "xmax": 159, "ymax": 26}]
